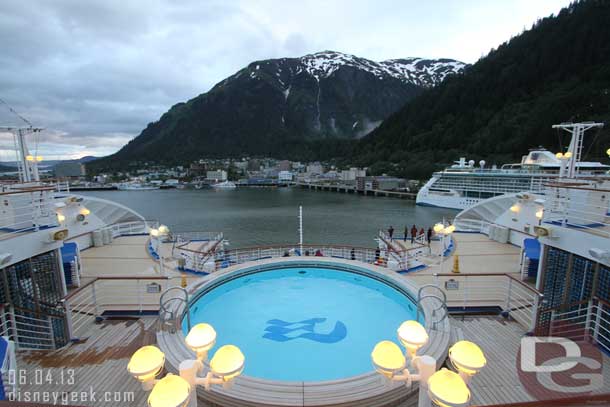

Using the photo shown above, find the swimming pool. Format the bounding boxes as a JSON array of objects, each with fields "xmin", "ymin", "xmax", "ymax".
[{"xmin": 184, "ymin": 264, "xmax": 419, "ymax": 382}]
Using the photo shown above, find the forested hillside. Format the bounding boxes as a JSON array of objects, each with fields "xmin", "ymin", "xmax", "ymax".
[{"xmin": 355, "ymin": 0, "xmax": 610, "ymax": 179}]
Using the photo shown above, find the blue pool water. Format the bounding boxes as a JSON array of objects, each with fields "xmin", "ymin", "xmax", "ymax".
[{"xmin": 184, "ymin": 266, "xmax": 418, "ymax": 381}]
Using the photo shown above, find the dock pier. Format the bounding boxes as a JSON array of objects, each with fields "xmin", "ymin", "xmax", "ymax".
[{"xmin": 293, "ymin": 182, "xmax": 416, "ymax": 200}]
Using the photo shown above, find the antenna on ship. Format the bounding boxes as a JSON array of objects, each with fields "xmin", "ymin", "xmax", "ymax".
[
  {"xmin": 0, "ymin": 98, "xmax": 44, "ymax": 183},
  {"xmin": 552, "ymin": 122, "xmax": 604, "ymax": 179}
]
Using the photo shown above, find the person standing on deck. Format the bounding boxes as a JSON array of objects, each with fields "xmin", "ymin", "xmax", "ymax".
[
  {"xmin": 427, "ymin": 227, "xmax": 432, "ymax": 246},
  {"xmin": 419, "ymin": 227, "xmax": 425, "ymax": 242},
  {"xmin": 403, "ymin": 226, "xmax": 408, "ymax": 242},
  {"xmin": 410, "ymin": 225, "xmax": 418, "ymax": 244},
  {"xmin": 388, "ymin": 226, "xmax": 394, "ymax": 241}
]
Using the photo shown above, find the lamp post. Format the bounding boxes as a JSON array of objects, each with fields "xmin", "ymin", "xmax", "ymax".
[
  {"xmin": 371, "ymin": 320, "xmax": 486, "ymax": 407},
  {"xmin": 128, "ymin": 323, "xmax": 245, "ymax": 407},
  {"xmin": 433, "ymin": 223, "xmax": 455, "ymax": 274}
]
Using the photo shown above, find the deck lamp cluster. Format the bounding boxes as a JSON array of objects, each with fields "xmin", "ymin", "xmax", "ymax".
[
  {"xmin": 371, "ymin": 320, "xmax": 486, "ymax": 407},
  {"xmin": 128, "ymin": 323, "xmax": 245, "ymax": 407}
]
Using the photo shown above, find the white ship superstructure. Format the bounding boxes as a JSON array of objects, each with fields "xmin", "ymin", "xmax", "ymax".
[{"xmin": 417, "ymin": 122, "xmax": 608, "ymax": 210}]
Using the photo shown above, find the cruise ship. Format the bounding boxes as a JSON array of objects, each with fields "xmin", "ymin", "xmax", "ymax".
[
  {"xmin": 1, "ymin": 123, "xmax": 609, "ymax": 407},
  {"xmin": 416, "ymin": 123, "xmax": 609, "ymax": 210}
]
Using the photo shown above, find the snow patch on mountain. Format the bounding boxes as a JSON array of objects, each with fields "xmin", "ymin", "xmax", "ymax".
[{"xmin": 299, "ymin": 51, "xmax": 466, "ymax": 87}]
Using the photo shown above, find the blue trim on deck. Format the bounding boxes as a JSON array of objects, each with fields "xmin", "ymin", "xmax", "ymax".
[
  {"xmin": 398, "ymin": 264, "xmax": 427, "ymax": 274},
  {"xmin": 178, "ymin": 266, "xmax": 210, "ymax": 276}
]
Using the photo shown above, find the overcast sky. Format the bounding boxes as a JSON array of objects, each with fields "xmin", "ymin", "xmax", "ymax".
[{"xmin": 0, "ymin": 0, "xmax": 572, "ymax": 161}]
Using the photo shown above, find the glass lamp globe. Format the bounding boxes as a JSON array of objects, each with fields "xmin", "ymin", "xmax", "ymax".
[
  {"xmin": 185, "ymin": 323, "xmax": 217, "ymax": 359},
  {"xmin": 397, "ymin": 320, "xmax": 429, "ymax": 355},
  {"xmin": 433, "ymin": 223, "xmax": 445, "ymax": 233},
  {"xmin": 449, "ymin": 340, "xmax": 487, "ymax": 376},
  {"xmin": 148, "ymin": 374, "xmax": 191, "ymax": 407},
  {"xmin": 371, "ymin": 340, "xmax": 406, "ymax": 379},
  {"xmin": 210, "ymin": 345, "xmax": 245, "ymax": 382},
  {"xmin": 428, "ymin": 368, "xmax": 471, "ymax": 407},
  {"xmin": 127, "ymin": 345, "xmax": 165, "ymax": 383}
]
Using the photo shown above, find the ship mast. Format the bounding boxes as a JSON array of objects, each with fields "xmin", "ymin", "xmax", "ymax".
[
  {"xmin": 0, "ymin": 126, "xmax": 44, "ymax": 183},
  {"xmin": 552, "ymin": 122, "xmax": 604, "ymax": 179}
]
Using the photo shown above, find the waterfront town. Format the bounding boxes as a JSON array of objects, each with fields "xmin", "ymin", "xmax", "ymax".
[{"xmin": 0, "ymin": 157, "xmax": 421, "ymax": 197}]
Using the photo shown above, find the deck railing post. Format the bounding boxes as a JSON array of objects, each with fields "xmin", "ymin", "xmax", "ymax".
[
  {"xmin": 505, "ymin": 277, "xmax": 513, "ymax": 314},
  {"xmin": 593, "ymin": 301, "xmax": 602, "ymax": 343},
  {"xmin": 528, "ymin": 294, "xmax": 540, "ymax": 333},
  {"xmin": 47, "ymin": 316, "xmax": 56, "ymax": 349},
  {"xmin": 62, "ymin": 299, "xmax": 75, "ymax": 341},
  {"xmin": 584, "ymin": 299, "xmax": 593, "ymax": 340},
  {"xmin": 91, "ymin": 282, "xmax": 100, "ymax": 318},
  {"xmin": 8, "ymin": 305, "xmax": 19, "ymax": 348},
  {"xmin": 137, "ymin": 279, "xmax": 143, "ymax": 315}
]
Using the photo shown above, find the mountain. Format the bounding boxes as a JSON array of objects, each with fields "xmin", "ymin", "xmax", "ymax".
[
  {"xmin": 355, "ymin": 0, "xmax": 610, "ymax": 179},
  {"xmin": 95, "ymin": 51, "xmax": 465, "ymax": 167}
]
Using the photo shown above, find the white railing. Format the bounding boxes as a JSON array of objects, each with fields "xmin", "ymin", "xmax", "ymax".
[
  {"xmin": 65, "ymin": 276, "xmax": 179, "ymax": 339},
  {"xmin": 0, "ymin": 187, "xmax": 58, "ymax": 238},
  {"xmin": 181, "ymin": 243, "xmax": 396, "ymax": 273},
  {"xmin": 454, "ymin": 218, "xmax": 491, "ymax": 234},
  {"xmin": 377, "ymin": 230, "xmax": 430, "ymax": 270},
  {"xmin": 544, "ymin": 298, "xmax": 610, "ymax": 355},
  {"xmin": 542, "ymin": 183, "xmax": 610, "ymax": 238},
  {"xmin": 110, "ymin": 220, "xmax": 157, "ymax": 237},
  {"xmin": 0, "ymin": 304, "xmax": 56, "ymax": 350},
  {"xmin": 407, "ymin": 273, "xmax": 543, "ymax": 331}
]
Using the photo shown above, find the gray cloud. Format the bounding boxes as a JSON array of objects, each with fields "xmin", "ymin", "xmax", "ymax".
[{"xmin": 0, "ymin": 0, "xmax": 571, "ymax": 159}]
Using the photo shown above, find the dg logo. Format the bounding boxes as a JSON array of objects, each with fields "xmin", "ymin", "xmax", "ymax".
[{"xmin": 517, "ymin": 335, "xmax": 604, "ymax": 400}]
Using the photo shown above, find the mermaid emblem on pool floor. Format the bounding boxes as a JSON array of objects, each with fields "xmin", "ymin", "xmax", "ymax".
[{"xmin": 263, "ymin": 318, "xmax": 347, "ymax": 343}]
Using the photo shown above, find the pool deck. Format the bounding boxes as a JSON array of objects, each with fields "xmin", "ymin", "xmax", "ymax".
[
  {"xmin": 15, "ymin": 314, "xmax": 610, "ymax": 406},
  {"xmin": 34, "ymin": 231, "xmax": 607, "ymax": 406}
]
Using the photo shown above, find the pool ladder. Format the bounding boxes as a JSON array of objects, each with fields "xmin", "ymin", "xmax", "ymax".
[
  {"xmin": 416, "ymin": 284, "xmax": 448, "ymax": 331},
  {"xmin": 159, "ymin": 286, "xmax": 191, "ymax": 333}
]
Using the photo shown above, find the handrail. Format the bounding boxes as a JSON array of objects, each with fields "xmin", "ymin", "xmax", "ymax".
[
  {"xmin": 430, "ymin": 272, "xmax": 544, "ymax": 297},
  {"xmin": 0, "ymin": 186, "xmax": 56, "ymax": 195},
  {"xmin": 64, "ymin": 275, "xmax": 169, "ymax": 300}
]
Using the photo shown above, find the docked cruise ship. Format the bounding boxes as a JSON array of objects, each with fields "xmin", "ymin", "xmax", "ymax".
[{"xmin": 416, "ymin": 124, "xmax": 609, "ymax": 210}]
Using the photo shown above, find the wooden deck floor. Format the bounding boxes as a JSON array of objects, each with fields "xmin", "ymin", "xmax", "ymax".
[
  {"xmin": 15, "ymin": 318, "xmax": 158, "ymax": 406},
  {"xmin": 11, "ymin": 315, "xmax": 610, "ymax": 406},
  {"xmin": 451, "ymin": 315, "xmax": 610, "ymax": 406}
]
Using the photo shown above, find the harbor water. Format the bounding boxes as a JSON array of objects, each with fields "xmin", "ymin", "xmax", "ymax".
[{"xmin": 81, "ymin": 187, "xmax": 457, "ymax": 247}]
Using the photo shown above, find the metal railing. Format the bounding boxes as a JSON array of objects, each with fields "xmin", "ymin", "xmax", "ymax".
[
  {"xmin": 64, "ymin": 276, "xmax": 179, "ymax": 339},
  {"xmin": 0, "ymin": 187, "xmax": 58, "ymax": 238},
  {"xmin": 179, "ymin": 243, "xmax": 397, "ymax": 273},
  {"xmin": 407, "ymin": 273, "xmax": 543, "ymax": 331},
  {"xmin": 542, "ymin": 182, "xmax": 610, "ymax": 238},
  {"xmin": 538, "ymin": 297, "xmax": 610, "ymax": 355},
  {"xmin": 0, "ymin": 304, "xmax": 56, "ymax": 350},
  {"xmin": 109, "ymin": 219, "xmax": 157, "ymax": 237}
]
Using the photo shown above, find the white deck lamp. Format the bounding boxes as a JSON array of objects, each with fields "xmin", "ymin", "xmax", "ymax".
[
  {"xmin": 371, "ymin": 340, "xmax": 407, "ymax": 379},
  {"xmin": 185, "ymin": 323, "xmax": 217, "ymax": 361},
  {"xmin": 428, "ymin": 368, "xmax": 471, "ymax": 407},
  {"xmin": 448, "ymin": 340, "xmax": 487, "ymax": 384},
  {"xmin": 434, "ymin": 222, "xmax": 455, "ymax": 273},
  {"xmin": 148, "ymin": 374, "xmax": 191, "ymax": 407},
  {"xmin": 127, "ymin": 345, "xmax": 165, "ymax": 390},
  {"xmin": 129, "ymin": 324, "xmax": 245, "ymax": 407},
  {"xmin": 397, "ymin": 320, "xmax": 429, "ymax": 360},
  {"xmin": 372, "ymin": 321, "xmax": 484, "ymax": 407}
]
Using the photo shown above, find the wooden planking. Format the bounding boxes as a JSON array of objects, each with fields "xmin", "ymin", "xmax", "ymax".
[
  {"xmin": 450, "ymin": 316, "xmax": 610, "ymax": 406},
  {"xmin": 15, "ymin": 318, "xmax": 157, "ymax": 407}
]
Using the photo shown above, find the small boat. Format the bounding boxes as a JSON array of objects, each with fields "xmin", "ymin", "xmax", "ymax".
[{"xmin": 211, "ymin": 181, "xmax": 237, "ymax": 189}]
